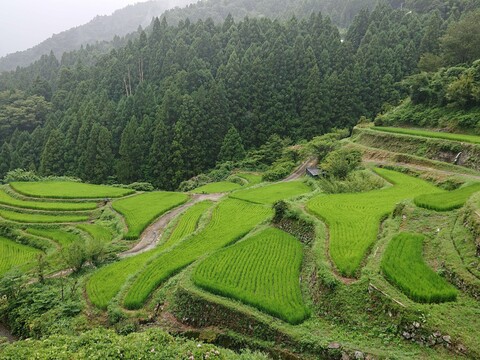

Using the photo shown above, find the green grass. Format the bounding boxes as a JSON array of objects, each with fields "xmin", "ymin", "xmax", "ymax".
[
  {"xmin": 191, "ymin": 182, "xmax": 242, "ymax": 194},
  {"xmin": 381, "ymin": 233, "xmax": 457, "ymax": 303},
  {"xmin": 25, "ymin": 228, "xmax": 82, "ymax": 248},
  {"xmin": 236, "ymin": 172, "xmax": 263, "ymax": 185},
  {"xmin": 230, "ymin": 181, "xmax": 311, "ymax": 204},
  {"xmin": 0, "ymin": 209, "xmax": 89, "ymax": 224},
  {"xmin": 123, "ymin": 199, "xmax": 272, "ymax": 309},
  {"xmin": 0, "ymin": 188, "xmax": 97, "ymax": 211},
  {"xmin": 112, "ymin": 192, "xmax": 189, "ymax": 240},
  {"xmin": 372, "ymin": 126, "xmax": 480, "ymax": 145},
  {"xmin": 77, "ymin": 224, "xmax": 112, "ymax": 243},
  {"xmin": 307, "ymin": 168, "xmax": 442, "ymax": 277},
  {"xmin": 0, "ymin": 236, "xmax": 40, "ymax": 276},
  {"xmin": 86, "ymin": 201, "xmax": 213, "ymax": 309},
  {"xmin": 193, "ymin": 227, "xmax": 308, "ymax": 324},
  {"xmin": 414, "ymin": 183, "xmax": 480, "ymax": 211},
  {"xmin": 9, "ymin": 181, "xmax": 134, "ymax": 199}
]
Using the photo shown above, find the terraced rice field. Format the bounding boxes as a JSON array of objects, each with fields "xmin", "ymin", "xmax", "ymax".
[
  {"xmin": 112, "ymin": 192, "xmax": 189, "ymax": 239},
  {"xmin": 381, "ymin": 233, "xmax": 457, "ymax": 303},
  {"xmin": 191, "ymin": 182, "xmax": 242, "ymax": 194},
  {"xmin": 0, "ymin": 236, "xmax": 40, "ymax": 276},
  {"xmin": 414, "ymin": 183, "xmax": 480, "ymax": 211},
  {"xmin": 0, "ymin": 188, "xmax": 97, "ymax": 211},
  {"xmin": 26, "ymin": 228, "xmax": 82, "ymax": 248},
  {"xmin": 193, "ymin": 228, "xmax": 308, "ymax": 324},
  {"xmin": 87, "ymin": 201, "xmax": 213, "ymax": 309},
  {"xmin": 236, "ymin": 173, "xmax": 263, "ymax": 185},
  {"xmin": 307, "ymin": 168, "xmax": 441, "ymax": 277},
  {"xmin": 372, "ymin": 126, "xmax": 480, "ymax": 145},
  {"xmin": 10, "ymin": 181, "xmax": 134, "ymax": 199},
  {"xmin": 230, "ymin": 181, "xmax": 311, "ymax": 204},
  {"xmin": 0, "ymin": 209, "xmax": 89, "ymax": 223},
  {"xmin": 77, "ymin": 224, "xmax": 112, "ymax": 243},
  {"xmin": 123, "ymin": 199, "xmax": 272, "ymax": 309}
]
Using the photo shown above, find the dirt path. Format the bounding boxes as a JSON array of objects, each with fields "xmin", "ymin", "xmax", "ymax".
[
  {"xmin": 119, "ymin": 193, "xmax": 225, "ymax": 258},
  {"xmin": 283, "ymin": 157, "xmax": 318, "ymax": 182}
]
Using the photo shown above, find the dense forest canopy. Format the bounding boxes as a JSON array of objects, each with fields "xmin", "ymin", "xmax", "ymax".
[{"xmin": 0, "ymin": 1, "xmax": 479, "ymax": 189}]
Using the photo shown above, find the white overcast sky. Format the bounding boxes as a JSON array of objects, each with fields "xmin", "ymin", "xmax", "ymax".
[{"xmin": 0, "ymin": 0, "xmax": 148, "ymax": 57}]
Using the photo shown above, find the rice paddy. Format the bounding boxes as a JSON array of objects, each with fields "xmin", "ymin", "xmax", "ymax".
[
  {"xmin": 230, "ymin": 181, "xmax": 311, "ymax": 204},
  {"xmin": 191, "ymin": 182, "xmax": 242, "ymax": 194},
  {"xmin": 0, "ymin": 208, "xmax": 89, "ymax": 224},
  {"xmin": 414, "ymin": 183, "xmax": 480, "ymax": 211},
  {"xmin": 372, "ymin": 126, "xmax": 480, "ymax": 145},
  {"xmin": 0, "ymin": 236, "xmax": 40, "ymax": 276}
]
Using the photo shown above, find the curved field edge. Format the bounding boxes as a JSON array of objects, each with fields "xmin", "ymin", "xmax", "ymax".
[
  {"xmin": 306, "ymin": 168, "xmax": 442, "ymax": 277},
  {"xmin": 9, "ymin": 181, "xmax": 134, "ymax": 199},
  {"xmin": 122, "ymin": 199, "xmax": 273, "ymax": 309},
  {"xmin": 230, "ymin": 181, "xmax": 312, "ymax": 204},
  {"xmin": 381, "ymin": 233, "xmax": 457, "ymax": 303},
  {"xmin": 0, "ymin": 208, "xmax": 90, "ymax": 223},
  {"xmin": 193, "ymin": 227, "xmax": 309, "ymax": 324},
  {"xmin": 86, "ymin": 201, "xmax": 213, "ymax": 309},
  {"xmin": 371, "ymin": 126, "xmax": 480, "ymax": 145},
  {"xmin": 191, "ymin": 182, "xmax": 242, "ymax": 194},
  {"xmin": 414, "ymin": 183, "xmax": 480, "ymax": 211},
  {"xmin": 0, "ymin": 188, "xmax": 98, "ymax": 211},
  {"xmin": 0, "ymin": 236, "xmax": 40, "ymax": 276},
  {"xmin": 112, "ymin": 192, "xmax": 189, "ymax": 240}
]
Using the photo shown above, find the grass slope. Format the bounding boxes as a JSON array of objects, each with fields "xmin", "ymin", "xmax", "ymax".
[
  {"xmin": 230, "ymin": 181, "xmax": 311, "ymax": 204},
  {"xmin": 10, "ymin": 181, "xmax": 133, "ymax": 199},
  {"xmin": 381, "ymin": 233, "xmax": 457, "ymax": 303},
  {"xmin": 123, "ymin": 199, "xmax": 272, "ymax": 309},
  {"xmin": 307, "ymin": 168, "xmax": 441, "ymax": 277},
  {"xmin": 112, "ymin": 192, "xmax": 189, "ymax": 239},
  {"xmin": 414, "ymin": 183, "xmax": 480, "ymax": 211},
  {"xmin": 193, "ymin": 228, "xmax": 308, "ymax": 324},
  {"xmin": 372, "ymin": 126, "xmax": 480, "ymax": 145},
  {"xmin": 87, "ymin": 201, "xmax": 212, "ymax": 309},
  {"xmin": 0, "ymin": 188, "xmax": 97, "ymax": 211},
  {"xmin": 0, "ymin": 209, "xmax": 89, "ymax": 223},
  {"xmin": 0, "ymin": 236, "xmax": 39, "ymax": 276},
  {"xmin": 25, "ymin": 228, "xmax": 81, "ymax": 248},
  {"xmin": 191, "ymin": 182, "xmax": 242, "ymax": 194}
]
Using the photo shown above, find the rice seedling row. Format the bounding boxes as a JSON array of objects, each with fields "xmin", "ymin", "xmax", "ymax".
[
  {"xmin": 230, "ymin": 181, "xmax": 311, "ymax": 204},
  {"xmin": 87, "ymin": 201, "xmax": 213, "ymax": 309},
  {"xmin": 77, "ymin": 224, "xmax": 113, "ymax": 243},
  {"xmin": 307, "ymin": 168, "xmax": 442, "ymax": 277},
  {"xmin": 0, "ymin": 208, "xmax": 89, "ymax": 224},
  {"xmin": 372, "ymin": 126, "xmax": 480, "ymax": 145},
  {"xmin": 0, "ymin": 188, "xmax": 97, "ymax": 211},
  {"xmin": 10, "ymin": 181, "xmax": 134, "ymax": 199},
  {"xmin": 193, "ymin": 227, "xmax": 308, "ymax": 324},
  {"xmin": 122, "ymin": 199, "xmax": 272, "ymax": 309},
  {"xmin": 381, "ymin": 233, "xmax": 457, "ymax": 303},
  {"xmin": 112, "ymin": 192, "xmax": 189, "ymax": 239},
  {"xmin": 25, "ymin": 228, "xmax": 82, "ymax": 248},
  {"xmin": 0, "ymin": 236, "xmax": 40, "ymax": 276},
  {"xmin": 191, "ymin": 182, "xmax": 242, "ymax": 194},
  {"xmin": 414, "ymin": 183, "xmax": 480, "ymax": 211}
]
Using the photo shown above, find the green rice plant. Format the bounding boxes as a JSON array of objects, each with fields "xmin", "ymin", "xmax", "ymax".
[
  {"xmin": 112, "ymin": 192, "xmax": 189, "ymax": 239},
  {"xmin": 86, "ymin": 201, "xmax": 213, "ymax": 309},
  {"xmin": 230, "ymin": 181, "xmax": 311, "ymax": 204},
  {"xmin": 123, "ymin": 199, "xmax": 272, "ymax": 309},
  {"xmin": 0, "ymin": 236, "xmax": 40, "ymax": 276},
  {"xmin": 414, "ymin": 183, "xmax": 480, "ymax": 211},
  {"xmin": 0, "ymin": 188, "xmax": 97, "ymax": 211},
  {"xmin": 307, "ymin": 168, "xmax": 442, "ymax": 277},
  {"xmin": 191, "ymin": 182, "xmax": 242, "ymax": 194},
  {"xmin": 236, "ymin": 172, "xmax": 263, "ymax": 185},
  {"xmin": 10, "ymin": 181, "xmax": 134, "ymax": 199},
  {"xmin": 25, "ymin": 228, "xmax": 82, "ymax": 248},
  {"xmin": 372, "ymin": 126, "xmax": 480, "ymax": 145},
  {"xmin": 77, "ymin": 224, "xmax": 113, "ymax": 243},
  {"xmin": 381, "ymin": 233, "xmax": 457, "ymax": 303},
  {"xmin": 193, "ymin": 228, "xmax": 308, "ymax": 324},
  {"xmin": 0, "ymin": 208, "xmax": 89, "ymax": 224}
]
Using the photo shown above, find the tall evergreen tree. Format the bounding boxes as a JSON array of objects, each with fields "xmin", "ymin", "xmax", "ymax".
[
  {"xmin": 40, "ymin": 129, "xmax": 66, "ymax": 176},
  {"xmin": 218, "ymin": 126, "xmax": 246, "ymax": 163}
]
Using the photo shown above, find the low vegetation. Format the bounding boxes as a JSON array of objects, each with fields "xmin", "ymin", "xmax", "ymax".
[
  {"xmin": 0, "ymin": 237, "xmax": 39, "ymax": 276},
  {"xmin": 193, "ymin": 228, "xmax": 308, "ymax": 324},
  {"xmin": 414, "ymin": 183, "xmax": 480, "ymax": 211},
  {"xmin": 123, "ymin": 199, "xmax": 272, "ymax": 309},
  {"xmin": 307, "ymin": 168, "xmax": 441, "ymax": 277},
  {"xmin": 381, "ymin": 233, "xmax": 457, "ymax": 303},
  {"xmin": 112, "ymin": 192, "xmax": 188, "ymax": 239},
  {"xmin": 372, "ymin": 126, "xmax": 480, "ymax": 144},
  {"xmin": 9, "ymin": 181, "xmax": 134, "ymax": 199},
  {"xmin": 230, "ymin": 181, "xmax": 311, "ymax": 204}
]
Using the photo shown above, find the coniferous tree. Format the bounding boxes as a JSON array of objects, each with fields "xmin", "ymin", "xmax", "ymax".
[
  {"xmin": 218, "ymin": 126, "xmax": 246, "ymax": 163},
  {"xmin": 40, "ymin": 129, "xmax": 66, "ymax": 176}
]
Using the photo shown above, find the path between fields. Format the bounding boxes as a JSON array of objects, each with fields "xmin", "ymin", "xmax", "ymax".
[
  {"xmin": 283, "ymin": 157, "xmax": 318, "ymax": 181},
  {"xmin": 119, "ymin": 193, "xmax": 225, "ymax": 258}
]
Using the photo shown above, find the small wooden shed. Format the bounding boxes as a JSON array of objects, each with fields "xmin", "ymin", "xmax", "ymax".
[{"xmin": 306, "ymin": 167, "xmax": 321, "ymax": 178}]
